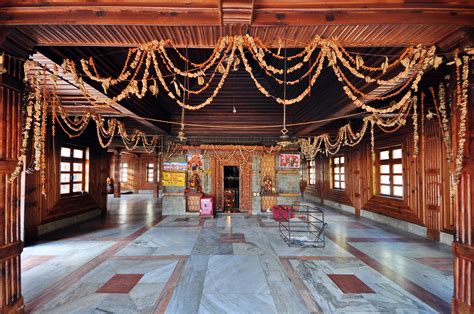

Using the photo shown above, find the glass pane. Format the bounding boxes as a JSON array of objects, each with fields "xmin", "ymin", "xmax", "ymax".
[
  {"xmin": 61, "ymin": 147, "xmax": 71, "ymax": 157},
  {"xmin": 392, "ymin": 148, "xmax": 402, "ymax": 159},
  {"xmin": 380, "ymin": 150, "xmax": 390, "ymax": 160},
  {"xmin": 380, "ymin": 165, "xmax": 390, "ymax": 174},
  {"xmin": 340, "ymin": 174, "xmax": 345, "ymax": 182},
  {"xmin": 73, "ymin": 173, "xmax": 82, "ymax": 182},
  {"xmin": 122, "ymin": 163, "xmax": 128, "ymax": 168},
  {"xmin": 393, "ymin": 186, "xmax": 403, "ymax": 197},
  {"xmin": 334, "ymin": 167, "xmax": 340, "ymax": 174},
  {"xmin": 340, "ymin": 167, "xmax": 345, "ymax": 174},
  {"xmin": 148, "ymin": 163, "xmax": 154, "ymax": 168},
  {"xmin": 380, "ymin": 175, "xmax": 390, "ymax": 184},
  {"xmin": 340, "ymin": 157, "xmax": 344, "ymax": 164},
  {"xmin": 393, "ymin": 175, "xmax": 403, "ymax": 185},
  {"xmin": 334, "ymin": 157, "xmax": 339, "ymax": 165},
  {"xmin": 73, "ymin": 183, "xmax": 82, "ymax": 192},
  {"xmin": 340, "ymin": 182, "xmax": 345, "ymax": 189},
  {"xmin": 60, "ymin": 173, "xmax": 70, "ymax": 183},
  {"xmin": 73, "ymin": 163, "xmax": 82, "ymax": 172},
  {"xmin": 334, "ymin": 181, "xmax": 340, "ymax": 189},
  {"xmin": 73, "ymin": 149, "xmax": 83, "ymax": 159},
  {"xmin": 60, "ymin": 184, "xmax": 70, "ymax": 194},
  {"xmin": 393, "ymin": 164, "xmax": 403, "ymax": 174},
  {"xmin": 61, "ymin": 162, "xmax": 70, "ymax": 172},
  {"xmin": 335, "ymin": 174, "xmax": 340, "ymax": 181},
  {"xmin": 310, "ymin": 161, "xmax": 315, "ymax": 167},
  {"xmin": 380, "ymin": 185, "xmax": 391, "ymax": 195}
]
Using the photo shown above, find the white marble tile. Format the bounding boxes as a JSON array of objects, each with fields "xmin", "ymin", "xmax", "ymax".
[{"xmin": 199, "ymin": 255, "xmax": 277, "ymax": 313}]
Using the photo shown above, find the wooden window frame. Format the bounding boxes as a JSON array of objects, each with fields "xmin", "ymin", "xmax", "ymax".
[
  {"xmin": 377, "ymin": 146, "xmax": 404, "ymax": 199},
  {"xmin": 308, "ymin": 159, "xmax": 316, "ymax": 185},
  {"xmin": 121, "ymin": 162, "xmax": 129, "ymax": 183},
  {"xmin": 332, "ymin": 155, "xmax": 345, "ymax": 190},
  {"xmin": 146, "ymin": 162, "xmax": 154, "ymax": 183},
  {"xmin": 60, "ymin": 145, "xmax": 87, "ymax": 197}
]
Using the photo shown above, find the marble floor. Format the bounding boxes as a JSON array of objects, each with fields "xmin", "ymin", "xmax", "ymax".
[{"xmin": 22, "ymin": 195, "xmax": 453, "ymax": 313}]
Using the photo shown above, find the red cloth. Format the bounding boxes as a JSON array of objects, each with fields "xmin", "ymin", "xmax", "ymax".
[{"xmin": 272, "ymin": 205, "xmax": 294, "ymax": 221}]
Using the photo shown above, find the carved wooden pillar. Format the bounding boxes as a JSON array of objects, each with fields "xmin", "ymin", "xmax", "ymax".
[
  {"xmin": 452, "ymin": 61, "xmax": 473, "ymax": 313},
  {"xmin": 113, "ymin": 149, "xmax": 122, "ymax": 198},
  {"xmin": 153, "ymin": 152, "xmax": 159, "ymax": 198},
  {"xmin": 134, "ymin": 153, "xmax": 140, "ymax": 194},
  {"xmin": 0, "ymin": 51, "xmax": 25, "ymax": 313}
]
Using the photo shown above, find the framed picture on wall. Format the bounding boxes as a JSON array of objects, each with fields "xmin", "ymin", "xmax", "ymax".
[{"xmin": 279, "ymin": 153, "xmax": 301, "ymax": 169}]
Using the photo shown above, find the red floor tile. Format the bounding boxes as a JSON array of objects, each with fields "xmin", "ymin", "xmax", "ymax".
[
  {"xmin": 22, "ymin": 256, "xmax": 56, "ymax": 272},
  {"xmin": 96, "ymin": 274, "xmax": 144, "ymax": 294},
  {"xmin": 328, "ymin": 274, "xmax": 375, "ymax": 294},
  {"xmin": 220, "ymin": 233, "xmax": 246, "ymax": 243}
]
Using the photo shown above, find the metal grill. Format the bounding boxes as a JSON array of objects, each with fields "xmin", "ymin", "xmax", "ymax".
[{"xmin": 278, "ymin": 203, "xmax": 327, "ymax": 248}]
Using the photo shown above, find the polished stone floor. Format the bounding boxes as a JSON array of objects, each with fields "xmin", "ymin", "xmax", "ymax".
[{"xmin": 22, "ymin": 195, "xmax": 453, "ymax": 313}]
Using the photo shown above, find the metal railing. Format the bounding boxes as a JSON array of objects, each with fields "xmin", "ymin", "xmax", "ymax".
[{"xmin": 278, "ymin": 203, "xmax": 327, "ymax": 248}]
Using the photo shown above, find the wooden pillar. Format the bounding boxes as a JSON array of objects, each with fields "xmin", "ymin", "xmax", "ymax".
[
  {"xmin": 113, "ymin": 149, "xmax": 121, "ymax": 198},
  {"xmin": 152, "ymin": 152, "xmax": 159, "ymax": 198},
  {"xmin": 134, "ymin": 154, "xmax": 140, "ymax": 194},
  {"xmin": 452, "ymin": 60, "xmax": 473, "ymax": 313},
  {"xmin": 0, "ymin": 51, "xmax": 25, "ymax": 313}
]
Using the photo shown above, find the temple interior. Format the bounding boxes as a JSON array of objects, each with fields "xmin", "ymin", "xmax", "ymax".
[{"xmin": 0, "ymin": 1, "xmax": 473, "ymax": 313}]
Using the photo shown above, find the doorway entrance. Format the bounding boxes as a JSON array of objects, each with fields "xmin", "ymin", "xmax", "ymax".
[{"xmin": 223, "ymin": 166, "xmax": 239, "ymax": 212}]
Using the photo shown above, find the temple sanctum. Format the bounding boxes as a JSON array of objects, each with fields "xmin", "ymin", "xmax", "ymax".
[{"xmin": 0, "ymin": 1, "xmax": 473, "ymax": 313}]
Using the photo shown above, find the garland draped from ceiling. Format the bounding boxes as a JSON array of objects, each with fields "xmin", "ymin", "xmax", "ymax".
[
  {"xmin": 9, "ymin": 64, "xmax": 161, "ymax": 198},
  {"xmin": 57, "ymin": 35, "xmax": 442, "ymax": 114},
  {"xmin": 5, "ymin": 35, "xmax": 470, "ymax": 201}
]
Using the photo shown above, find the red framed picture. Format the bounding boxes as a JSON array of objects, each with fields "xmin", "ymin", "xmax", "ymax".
[{"xmin": 279, "ymin": 153, "xmax": 301, "ymax": 169}]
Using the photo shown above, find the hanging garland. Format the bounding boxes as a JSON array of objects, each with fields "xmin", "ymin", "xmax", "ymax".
[
  {"xmin": 55, "ymin": 35, "xmax": 443, "ymax": 113},
  {"xmin": 451, "ymin": 54, "xmax": 469, "ymax": 198}
]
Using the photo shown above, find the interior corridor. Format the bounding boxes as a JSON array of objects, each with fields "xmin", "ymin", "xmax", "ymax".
[{"xmin": 21, "ymin": 195, "xmax": 453, "ymax": 313}]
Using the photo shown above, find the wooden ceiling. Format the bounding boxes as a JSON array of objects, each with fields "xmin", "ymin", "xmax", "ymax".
[
  {"xmin": 1, "ymin": 1, "xmax": 472, "ymax": 47},
  {"xmin": 1, "ymin": 0, "xmax": 473, "ymax": 143}
]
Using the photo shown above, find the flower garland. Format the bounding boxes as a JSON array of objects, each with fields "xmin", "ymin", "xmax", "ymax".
[
  {"xmin": 451, "ymin": 55, "xmax": 469, "ymax": 198},
  {"xmin": 8, "ymin": 88, "xmax": 34, "ymax": 183},
  {"xmin": 57, "ymin": 35, "xmax": 443, "ymax": 113},
  {"xmin": 412, "ymin": 95, "xmax": 419, "ymax": 157}
]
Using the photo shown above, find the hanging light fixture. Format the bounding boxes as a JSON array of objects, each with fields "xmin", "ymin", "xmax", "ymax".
[
  {"xmin": 0, "ymin": 53, "xmax": 7, "ymax": 75},
  {"xmin": 276, "ymin": 38, "xmax": 293, "ymax": 148},
  {"xmin": 177, "ymin": 47, "xmax": 188, "ymax": 142}
]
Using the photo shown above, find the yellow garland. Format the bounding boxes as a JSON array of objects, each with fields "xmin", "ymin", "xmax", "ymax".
[{"xmin": 451, "ymin": 55, "xmax": 469, "ymax": 198}]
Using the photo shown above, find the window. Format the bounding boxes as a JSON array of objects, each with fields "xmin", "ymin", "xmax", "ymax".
[
  {"xmin": 121, "ymin": 163, "xmax": 128, "ymax": 183},
  {"xmin": 332, "ymin": 156, "xmax": 345, "ymax": 190},
  {"xmin": 146, "ymin": 162, "xmax": 154, "ymax": 183},
  {"xmin": 378, "ymin": 147, "xmax": 403, "ymax": 198},
  {"xmin": 60, "ymin": 146, "xmax": 87, "ymax": 196},
  {"xmin": 308, "ymin": 160, "xmax": 316, "ymax": 185}
]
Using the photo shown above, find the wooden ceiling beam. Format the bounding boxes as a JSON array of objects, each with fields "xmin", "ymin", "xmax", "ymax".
[
  {"xmin": 1, "ymin": 2, "xmax": 472, "ymax": 26},
  {"xmin": 252, "ymin": 10, "xmax": 473, "ymax": 26},
  {"xmin": 0, "ymin": 7, "xmax": 221, "ymax": 26}
]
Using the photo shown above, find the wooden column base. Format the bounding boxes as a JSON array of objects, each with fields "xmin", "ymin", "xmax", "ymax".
[
  {"xmin": 452, "ymin": 298, "xmax": 474, "ymax": 313},
  {"xmin": 1, "ymin": 297, "xmax": 24, "ymax": 314},
  {"xmin": 452, "ymin": 242, "xmax": 474, "ymax": 313}
]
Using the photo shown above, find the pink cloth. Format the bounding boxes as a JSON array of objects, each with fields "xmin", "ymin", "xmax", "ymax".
[{"xmin": 272, "ymin": 205, "xmax": 294, "ymax": 221}]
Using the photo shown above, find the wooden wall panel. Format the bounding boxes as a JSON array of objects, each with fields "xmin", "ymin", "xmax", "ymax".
[
  {"xmin": 118, "ymin": 153, "xmax": 159, "ymax": 192},
  {"xmin": 24, "ymin": 126, "xmax": 109, "ymax": 243},
  {"xmin": 305, "ymin": 122, "xmax": 454, "ymax": 235},
  {"xmin": 452, "ymin": 71, "xmax": 473, "ymax": 312},
  {"xmin": 0, "ymin": 54, "xmax": 24, "ymax": 313}
]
